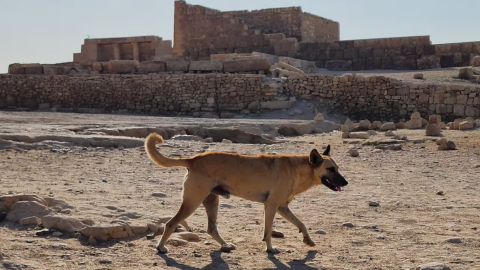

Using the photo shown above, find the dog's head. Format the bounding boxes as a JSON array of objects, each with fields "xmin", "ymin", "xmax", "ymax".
[{"xmin": 309, "ymin": 145, "xmax": 348, "ymax": 192}]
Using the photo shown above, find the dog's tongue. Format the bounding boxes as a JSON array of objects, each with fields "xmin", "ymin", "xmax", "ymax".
[{"xmin": 336, "ymin": 186, "xmax": 342, "ymax": 192}]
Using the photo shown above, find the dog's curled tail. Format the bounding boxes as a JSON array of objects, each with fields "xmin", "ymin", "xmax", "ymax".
[{"xmin": 145, "ymin": 133, "xmax": 190, "ymax": 168}]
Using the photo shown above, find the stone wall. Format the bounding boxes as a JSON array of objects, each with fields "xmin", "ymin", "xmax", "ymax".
[
  {"xmin": 173, "ymin": 1, "xmax": 338, "ymax": 60},
  {"xmin": 1, "ymin": 74, "xmax": 479, "ymax": 121},
  {"xmin": 287, "ymin": 75, "xmax": 480, "ymax": 120},
  {"xmin": 301, "ymin": 12, "xmax": 339, "ymax": 42},
  {"xmin": 0, "ymin": 74, "xmax": 278, "ymax": 115}
]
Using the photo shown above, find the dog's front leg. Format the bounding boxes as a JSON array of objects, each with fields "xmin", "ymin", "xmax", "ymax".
[
  {"xmin": 277, "ymin": 204, "xmax": 315, "ymax": 247},
  {"xmin": 262, "ymin": 202, "xmax": 280, "ymax": 253}
]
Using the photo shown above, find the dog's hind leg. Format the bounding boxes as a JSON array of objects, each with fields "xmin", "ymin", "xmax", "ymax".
[
  {"xmin": 277, "ymin": 204, "xmax": 315, "ymax": 247},
  {"xmin": 156, "ymin": 174, "xmax": 211, "ymax": 254},
  {"xmin": 203, "ymin": 193, "xmax": 236, "ymax": 252},
  {"xmin": 262, "ymin": 202, "xmax": 280, "ymax": 253}
]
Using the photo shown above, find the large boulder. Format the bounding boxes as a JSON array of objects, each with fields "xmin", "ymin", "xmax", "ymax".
[
  {"xmin": 0, "ymin": 194, "xmax": 47, "ymax": 212},
  {"xmin": 458, "ymin": 121, "xmax": 474, "ymax": 130},
  {"xmin": 405, "ymin": 119, "xmax": 423, "ymax": 129},
  {"xmin": 6, "ymin": 201, "xmax": 53, "ymax": 222},
  {"xmin": 165, "ymin": 59, "xmax": 190, "ymax": 72},
  {"xmin": 425, "ymin": 124, "xmax": 442, "ymax": 136},
  {"xmin": 411, "ymin": 112, "xmax": 421, "ymax": 119},
  {"xmin": 223, "ymin": 58, "xmax": 271, "ymax": 73},
  {"xmin": 428, "ymin": 115, "xmax": 442, "ymax": 124},
  {"xmin": 472, "ymin": 56, "xmax": 480, "ymax": 67},
  {"xmin": 380, "ymin": 122, "xmax": 396, "ymax": 131},
  {"xmin": 357, "ymin": 120, "xmax": 371, "ymax": 131},
  {"xmin": 458, "ymin": 68, "xmax": 473, "ymax": 80},
  {"xmin": 369, "ymin": 121, "xmax": 382, "ymax": 130},
  {"xmin": 136, "ymin": 61, "xmax": 166, "ymax": 74},
  {"xmin": 41, "ymin": 215, "xmax": 87, "ymax": 233},
  {"xmin": 438, "ymin": 141, "xmax": 456, "ymax": 151}
]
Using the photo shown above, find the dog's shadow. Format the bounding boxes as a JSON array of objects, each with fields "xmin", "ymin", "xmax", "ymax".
[
  {"xmin": 158, "ymin": 251, "xmax": 229, "ymax": 270},
  {"xmin": 264, "ymin": 250, "xmax": 319, "ymax": 270},
  {"xmin": 157, "ymin": 250, "xmax": 319, "ymax": 270}
]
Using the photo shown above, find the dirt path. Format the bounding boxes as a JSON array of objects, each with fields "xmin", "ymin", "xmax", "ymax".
[{"xmin": 1, "ymin": 112, "xmax": 480, "ymax": 269}]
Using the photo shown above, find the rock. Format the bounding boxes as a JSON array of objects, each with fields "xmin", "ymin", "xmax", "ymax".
[
  {"xmin": 444, "ymin": 238, "xmax": 463, "ymax": 244},
  {"xmin": 436, "ymin": 191, "xmax": 444, "ymax": 196},
  {"xmin": 152, "ymin": 192, "xmax": 167, "ymax": 198},
  {"xmin": 289, "ymin": 111, "xmax": 295, "ymax": 116},
  {"xmin": 357, "ymin": 120, "xmax": 371, "ymax": 131},
  {"xmin": 271, "ymin": 229, "xmax": 284, "ymax": 238},
  {"xmin": 458, "ymin": 121, "xmax": 474, "ymax": 130},
  {"xmin": 458, "ymin": 68, "xmax": 473, "ymax": 80},
  {"xmin": 52, "ymin": 231, "xmax": 63, "ymax": 237},
  {"xmin": 146, "ymin": 233, "xmax": 155, "ymax": 240},
  {"xmin": 314, "ymin": 114, "xmax": 324, "ymax": 121},
  {"xmin": 171, "ymin": 135, "xmax": 204, "ymax": 142},
  {"xmin": 294, "ymin": 110, "xmax": 303, "ymax": 115},
  {"xmin": 477, "ymin": 75, "xmax": 480, "ymax": 84},
  {"xmin": 174, "ymin": 232, "xmax": 200, "ymax": 242},
  {"xmin": 147, "ymin": 223, "xmax": 161, "ymax": 233},
  {"xmin": 380, "ymin": 122, "xmax": 396, "ymax": 131},
  {"xmin": 168, "ymin": 238, "xmax": 188, "ymax": 247},
  {"xmin": 204, "ymin": 137, "xmax": 213, "ymax": 143},
  {"xmin": 342, "ymin": 222, "xmax": 355, "ymax": 228},
  {"xmin": 369, "ymin": 121, "xmax": 382, "ymax": 130},
  {"xmin": 315, "ymin": 229, "xmax": 327, "ymax": 235},
  {"xmin": 425, "ymin": 124, "xmax": 442, "ymax": 136},
  {"xmin": 248, "ymin": 101, "xmax": 261, "ymax": 111},
  {"xmin": 436, "ymin": 138, "xmax": 447, "ymax": 145},
  {"xmin": 368, "ymin": 201, "xmax": 380, "ymax": 207},
  {"xmin": 341, "ymin": 125, "xmax": 353, "ymax": 132},
  {"xmin": 413, "ymin": 73, "xmax": 424, "ymax": 79},
  {"xmin": 81, "ymin": 219, "xmax": 95, "ymax": 226},
  {"xmin": 348, "ymin": 148, "xmax": 359, "ymax": 157},
  {"xmin": 416, "ymin": 262, "xmax": 451, "ymax": 270},
  {"xmin": 43, "ymin": 198, "xmax": 74, "ymax": 211},
  {"xmin": 438, "ymin": 141, "xmax": 456, "ymax": 151},
  {"xmin": 88, "ymin": 236, "xmax": 97, "ymax": 245},
  {"xmin": 422, "ymin": 118, "xmax": 428, "ymax": 127},
  {"xmin": 41, "ymin": 215, "xmax": 87, "ymax": 233},
  {"xmin": 129, "ymin": 224, "xmax": 149, "ymax": 234},
  {"xmin": 278, "ymin": 126, "xmax": 298, "ymax": 136},
  {"xmin": 342, "ymin": 131, "xmax": 350, "ymax": 139},
  {"xmin": 473, "ymin": 56, "xmax": 480, "ymax": 67},
  {"xmin": 221, "ymin": 139, "xmax": 233, "ymax": 144},
  {"xmin": 35, "ymin": 228, "xmax": 51, "ymax": 236},
  {"xmin": 438, "ymin": 122, "xmax": 446, "ymax": 129},
  {"xmin": 79, "ymin": 224, "xmax": 135, "ymax": 240},
  {"xmin": 99, "ymin": 258, "xmax": 113, "ymax": 264},
  {"xmin": 385, "ymin": 130, "xmax": 395, "ymax": 137},
  {"xmin": 411, "ymin": 112, "xmax": 421, "ymax": 119},
  {"xmin": 19, "ymin": 216, "xmax": 41, "ymax": 226},
  {"xmin": 367, "ymin": 130, "xmax": 377, "ymax": 135},
  {"xmin": 405, "ymin": 119, "xmax": 423, "ymax": 129},
  {"xmin": 6, "ymin": 201, "xmax": 53, "ymax": 222},
  {"xmin": 0, "ymin": 194, "xmax": 47, "ymax": 212},
  {"xmin": 395, "ymin": 122, "xmax": 404, "ymax": 129},
  {"xmin": 349, "ymin": 132, "xmax": 369, "ymax": 139},
  {"xmin": 220, "ymin": 203, "xmax": 233, "ymax": 209},
  {"xmin": 428, "ymin": 115, "xmax": 441, "ymax": 124}
]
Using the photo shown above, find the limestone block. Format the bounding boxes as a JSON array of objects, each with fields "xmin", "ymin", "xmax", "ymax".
[
  {"xmin": 189, "ymin": 61, "xmax": 224, "ymax": 72},
  {"xmin": 223, "ymin": 58, "xmax": 271, "ymax": 73},
  {"xmin": 165, "ymin": 59, "xmax": 190, "ymax": 72},
  {"xmin": 106, "ymin": 60, "xmax": 139, "ymax": 74},
  {"xmin": 136, "ymin": 61, "xmax": 166, "ymax": 73}
]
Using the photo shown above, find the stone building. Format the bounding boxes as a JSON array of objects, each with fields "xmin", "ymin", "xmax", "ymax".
[{"xmin": 73, "ymin": 36, "xmax": 173, "ymax": 63}]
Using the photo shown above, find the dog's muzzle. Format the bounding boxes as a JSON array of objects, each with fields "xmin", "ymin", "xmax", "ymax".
[{"xmin": 321, "ymin": 173, "xmax": 348, "ymax": 192}]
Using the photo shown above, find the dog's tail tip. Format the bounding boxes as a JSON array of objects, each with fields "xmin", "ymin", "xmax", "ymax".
[{"xmin": 146, "ymin": 132, "xmax": 164, "ymax": 144}]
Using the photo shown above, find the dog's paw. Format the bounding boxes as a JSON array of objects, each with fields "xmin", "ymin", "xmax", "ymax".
[
  {"xmin": 220, "ymin": 243, "xmax": 236, "ymax": 252},
  {"xmin": 303, "ymin": 237, "xmax": 316, "ymax": 247},
  {"xmin": 266, "ymin": 247, "xmax": 280, "ymax": 254},
  {"xmin": 156, "ymin": 245, "xmax": 168, "ymax": 254}
]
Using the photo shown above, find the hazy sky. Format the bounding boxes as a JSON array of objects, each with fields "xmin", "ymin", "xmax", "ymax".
[{"xmin": 1, "ymin": 0, "xmax": 479, "ymax": 73}]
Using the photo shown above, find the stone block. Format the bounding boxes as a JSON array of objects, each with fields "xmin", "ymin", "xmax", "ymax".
[
  {"xmin": 344, "ymin": 48, "xmax": 358, "ymax": 60},
  {"xmin": 136, "ymin": 61, "xmax": 166, "ymax": 73},
  {"xmin": 325, "ymin": 60, "xmax": 352, "ymax": 71},
  {"xmin": 43, "ymin": 66, "xmax": 66, "ymax": 75},
  {"xmin": 473, "ymin": 56, "xmax": 480, "ymax": 67},
  {"xmin": 453, "ymin": 104, "xmax": 465, "ymax": 116},
  {"xmin": 402, "ymin": 46, "xmax": 416, "ymax": 56},
  {"xmin": 417, "ymin": 55, "xmax": 441, "ymax": 70},
  {"xmin": 24, "ymin": 65, "xmax": 44, "ymax": 75},
  {"xmin": 8, "ymin": 64, "xmax": 25, "ymax": 74},
  {"xmin": 465, "ymin": 106, "xmax": 480, "ymax": 117},
  {"xmin": 106, "ymin": 60, "xmax": 139, "ymax": 74},
  {"xmin": 381, "ymin": 57, "xmax": 393, "ymax": 69},
  {"xmin": 372, "ymin": 48, "xmax": 385, "ymax": 58},
  {"xmin": 385, "ymin": 47, "xmax": 402, "ymax": 57},
  {"xmin": 392, "ymin": 56, "xmax": 417, "ymax": 70},
  {"xmin": 189, "ymin": 61, "xmax": 224, "ymax": 72},
  {"xmin": 352, "ymin": 58, "xmax": 366, "ymax": 70},
  {"xmin": 440, "ymin": 54, "xmax": 455, "ymax": 68},
  {"xmin": 223, "ymin": 58, "xmax": 270, "ymax": 73},
  {"xmin": 165, "ymin": 59, "xmax": 190, "ymax": 72},
  {"xmin": 423, "ymin": 45, "xmax": 436, "ymax": 55},
  {"xmin": 436, "ymin": 104, "xmax": 447, "ymax": 114},
  {"xmin": 359, "ymin": 47, "xmax": 373, "ymax": 58}
]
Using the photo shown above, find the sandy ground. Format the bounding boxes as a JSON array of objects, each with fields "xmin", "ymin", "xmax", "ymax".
[
  {"xmin": 316, "ymin": 67, "xmax": 480, "ymax": 86},
  {"xmin": 1, "ymin": 112, "xmax": 480, "ymax": 270}
]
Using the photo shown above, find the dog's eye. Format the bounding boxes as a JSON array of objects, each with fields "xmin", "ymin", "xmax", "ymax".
[{"xmin": 328, "ymin": 167, "xmax": 336, "ymax": 172}]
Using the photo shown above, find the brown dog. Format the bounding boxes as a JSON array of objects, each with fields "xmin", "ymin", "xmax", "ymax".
[{"xmin": 145, "ymin": 133, "xmax": 348, "ymax": 254}]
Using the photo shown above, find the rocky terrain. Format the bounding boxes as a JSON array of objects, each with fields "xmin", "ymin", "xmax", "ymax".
[{"xmin": 1, "ymin": 111, "xmax": 480, "ymax": 270}]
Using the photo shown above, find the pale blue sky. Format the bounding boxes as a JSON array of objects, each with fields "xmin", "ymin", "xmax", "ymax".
[{"xmin": 1, "ymin": 0, "xmax": 479, "ymax": 74}]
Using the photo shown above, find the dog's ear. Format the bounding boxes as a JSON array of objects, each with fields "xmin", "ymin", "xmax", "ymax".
[
  {"xmin": 323, "ymin": 145, "xmax": 331, "ymax": 156},
  {"xmin": 309, "ymin": 149, "xmax": 323, "ymax": 167}
]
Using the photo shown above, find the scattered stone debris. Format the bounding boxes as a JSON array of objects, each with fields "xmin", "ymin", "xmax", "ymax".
[
  {"xmin": 348, "ymin": 148, "xmax": 359, "ymax": 157},
  {"xmin": 385, "ymin": 130, "xmax": 395, "ymax": 137},
  {"xmin": 315, "ymin": 229, "xmax": 327, "ymax": 235},
  {"xmin": 380, "ymin": 122, "xmax": 396, "ymax": 131},
  {"xmin": 436, "ymin": 191, "xmax": 444, "ymax": 196},
  {"xmin": 271, "ymin": 229, "xmax": 284, "ymax": 238},
  {"xmin": 444, "ymin": 238, "xmax": 464, "ymax": 244},
  {"xmin": 152, "ymin": 192, "xmax": 167, "ymax": 198}
]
